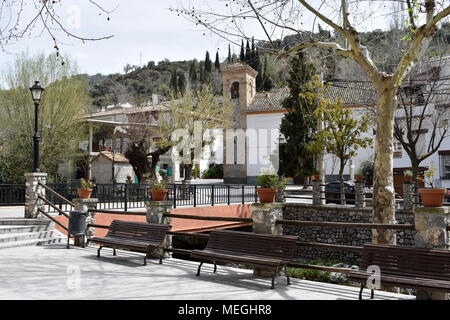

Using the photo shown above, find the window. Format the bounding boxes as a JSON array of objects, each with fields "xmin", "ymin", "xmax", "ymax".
[
  {"xmin": 439, "ymin": 151, "xmax": 450, "ymax": 179},
  {"xmin": 393, "ymin": 142, "xmax": 402, "ymax": 158},
  {"xmin": 231, "ymin": 81, "xmax": 240, "ymax": 99}
]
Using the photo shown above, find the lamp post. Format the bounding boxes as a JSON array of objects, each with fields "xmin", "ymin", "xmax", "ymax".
[{"xmin": 29, "ymin": 81, "xmax": 45, "ymax": 173}]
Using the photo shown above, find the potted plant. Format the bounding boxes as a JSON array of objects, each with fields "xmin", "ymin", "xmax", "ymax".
[
  {"xmin": 77, "ymin": 178, "xmax": 95, "ymax": 199},
  {"xmin": 256, "ymin": 172, "xmax": 285, "ymax": 203},
  {"xmin": 355, "ymin": 170, "xmax": 365, "ymax": 182},
  {"xmin": 403, "ymin": 169, "xmax": 413, "ymax": 183},
  {"xmin": 311, "ymin": 169, "xmax": 321, "ymax": 181},
  {"xmin": 418, "ymin": 163, "xmax": 446, "ymax": 207},
  {"xmin": 150, "ymin": 181, "xmax": 169, "ymax": 201}
]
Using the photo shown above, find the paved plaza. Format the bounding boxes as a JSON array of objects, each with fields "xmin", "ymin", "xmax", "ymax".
[{"xmin": 0, "ymin": 244, "xmax": 414, "ymax": 300}]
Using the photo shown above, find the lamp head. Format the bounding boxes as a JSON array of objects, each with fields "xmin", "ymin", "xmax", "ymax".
[{"xmin": 30, "ymin": 81, "xmax": 44, "ymax": 102}]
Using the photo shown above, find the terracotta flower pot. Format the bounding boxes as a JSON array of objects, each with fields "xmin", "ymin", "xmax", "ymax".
[
  {"xmin": 355, "ymin": 175, "xmax": 365, "ymax": 182},
  {"xmin": 311, "ymin": 175, "xmax": 321, "ymax": 181},
  {"xmin": 257, "ymin": 188, "xmax": 277, "ymax": 203},
  {"xmin": 418, "ymin": 188, "xmax": 446, "ymax": 207},
  {"xmin": 151, "ymin": 189, "xmax": 168, "ymax": 201},
  {"xmin": 77, "ymin": 188, "xmax": 92, "ymax": 199}
]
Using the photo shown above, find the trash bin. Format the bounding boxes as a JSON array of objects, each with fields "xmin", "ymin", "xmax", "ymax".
[{"xmin": 67, "ymin": 210, "xmax": 88, "ymax": 248}]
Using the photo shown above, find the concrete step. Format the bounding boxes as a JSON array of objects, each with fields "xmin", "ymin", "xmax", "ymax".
[
  {"xmin": 0, "ymin": 225, "xmax": 51, "ymax": 234},
  {"xmin": 0, "ymin": 236, "xmax": 66, "ymax": 250},
  {"xmin": 0, "ymin": 231, "xmax": 58, "ymax": 243},
  {"xmin": 0, "ymin": 219, "xmax": 51, "ymax": 226}
]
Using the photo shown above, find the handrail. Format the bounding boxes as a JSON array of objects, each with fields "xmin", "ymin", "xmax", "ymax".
[
  {"xmin": 38, "ymin": 195, "xmax": 69, "ymax": 218},
  {"xmin": 88, "ymin": 209, "xmax": 146, "ymax": 215},
  {"xmin": 38, "ymin": 182, "xmax": 75, "ymax": 207},
  {"xmin": 37, "ymin": 208, "xmax": 68, "ymax": 232}
]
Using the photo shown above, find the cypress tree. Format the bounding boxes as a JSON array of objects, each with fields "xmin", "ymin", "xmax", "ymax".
[
  {"xmin": 204, "ymin": 51, "xmax": 212, "ymax": 73},
  {"xmin": 279, "ymin": 52, "xmax": 318, "ymax": 181},
  {"xmin": 239, "ymin": 39, "xmax": 245, "ymax": 61},
  {"xmin": 170, "ymin": 69, "xmax": 178, "ymax": 92},
  {"xmin": 228, "ymin": 44, "xmax": 232, "ymax": 63},
  {"xmin": 177, "ymin": 72, "xmax": 186, "ymax": 94},
  {"xmin": 256, "ymin": 55, "xmax": 264, "ymax": 91},
  {"xmin": 215, "ymin": 51, "xmax": 220, "ymax": 71},
  {"xmin": 189, "ymin": 60, "xmax": 198, "ymax": 82},
  {"xmin": 245, "ymin": 39, "xmax": 251, "ymax": 64}
]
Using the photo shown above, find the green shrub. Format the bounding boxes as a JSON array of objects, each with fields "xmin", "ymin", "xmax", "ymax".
[{"xmin": 201, "ymin": 164, "xmax": 223, "ymax": 179}]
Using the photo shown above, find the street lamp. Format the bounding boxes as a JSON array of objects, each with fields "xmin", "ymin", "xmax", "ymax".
[{"xmin": 29, "ymin": 81, "xmax": 44, "ymax": 173}]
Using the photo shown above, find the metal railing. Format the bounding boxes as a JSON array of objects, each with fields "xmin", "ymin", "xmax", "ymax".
[
  {"xmin": 42, "ymin": 183, "xmax": 258, "ymax": 211},
  {"xmin": 0, "ymin": 184, "xmax": 26, "ymax": 206}
]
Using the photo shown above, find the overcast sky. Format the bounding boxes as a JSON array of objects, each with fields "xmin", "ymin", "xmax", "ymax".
[
  {"xmin": 0, "ymin": 1, "xmax": 260, "ymax": 76},
  {"xmin": 0, "ymin": 0, "xmax": 403, "ymax": 76}
]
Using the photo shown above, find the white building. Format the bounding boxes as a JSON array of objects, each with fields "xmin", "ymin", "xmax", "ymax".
[{"xmin": 91, "ymin": 151, "xmax": 135, "ymax": 184}]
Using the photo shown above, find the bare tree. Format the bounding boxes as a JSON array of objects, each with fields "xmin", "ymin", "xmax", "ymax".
[
  {"xmin": 0, "ymin": 1, "xmax": 114, "ymax": 60},
  {"xmin": 174, "ymin": 0, "xmax": 450, "ymax": 244},
  {"xmin": 394, "ymin": 55, "xmax": 450, "ymax": 187}
]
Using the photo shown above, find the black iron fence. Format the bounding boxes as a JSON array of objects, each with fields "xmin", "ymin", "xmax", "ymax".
[
  {"xmin": 0, "ymin": 184, "xmax": 26, "ymax": 206},
  {"xmin": 0, "ymin": 183, "xmax": 258, "ymax": 211}
]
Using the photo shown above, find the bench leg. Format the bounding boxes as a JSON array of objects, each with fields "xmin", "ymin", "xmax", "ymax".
[
  {"xmin": 144, "ymin": 253, "xmax": 148, "ymax": 266},
  {"xmin": 359, "ymin": 282, "xmax": 366, "ymax": 300},
  {"xmin": 271, "ymin": 274, "xmax": 276, "ymax": 290},
  {"xmin": 213, "ymin": 262, "xmax": 217, "ymax": 273},
  {"xmin": 196, "ymin": 262, "xmax": 203, "ymax": 277},
  {"xmin": 67, "ymin": 235, "xmax": 70, "ymax": 249},
  {"xmin": 113, "ymin": 248, "xmax": 116, "ymax": 256},
  {"xmin": 97, "ymin": 246, "xmax": 103, "ymax": 258},
  {"xmin": 284, "ymin": 265, "xmax": 290, "ymax": 286},
  {"xmin": 371, "ymin": 289, "xmax": 374, "ymax": 300}
]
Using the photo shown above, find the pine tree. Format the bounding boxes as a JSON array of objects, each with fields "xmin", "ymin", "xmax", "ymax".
[
  {"xmin": 239, "ymin": 39, "xmax": 245, "ymax": 62},
  {"xmin": 215, "ymin": 51, "xmax": 220, "ymax": 71},
  {"xmin": 278, "ymin": 52, "xmax": 318, "ymax": 181}
]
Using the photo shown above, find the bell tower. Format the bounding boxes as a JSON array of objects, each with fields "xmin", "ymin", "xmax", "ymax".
[{"xmin": 221, "ymin": 62, "xmax": 257, "ymax": 184}]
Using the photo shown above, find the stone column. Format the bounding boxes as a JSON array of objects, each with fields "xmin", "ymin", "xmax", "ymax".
[
  {"xmin": 251, "ymin": 203, "xmax": 284, "ymax": 277},
  {"xmin": 24, "ymin": 172, "xmax": 47, "ymax": 218},
  {"xmin": 403, "ymin": 182, "xmax": 414, "ymax": 210},
  {"xmin": 414, "ymin": 206, "xmax": 450, "ymax": 300},
  {"xmin": 312, "ymin": 179, "xmax": 322, "ymax": 205},
  {"xmin": 72, "ymin": 198, "xmax": 98, "ymax": 241},
  {"xmin": 145, "ymin": 200, "xmax": 173, "ymax": 259},
  {"xmin": 355, "ymin": 181, "xmax": 365, "ymax": 208},
  {"xmin": 276, "ymin": 189, "xmax": 285, "ymax": 203}
]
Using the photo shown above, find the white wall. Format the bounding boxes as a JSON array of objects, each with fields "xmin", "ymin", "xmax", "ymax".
[
  {"xmin": 91, "ymin": 156, "xmax": 134, "ymax": 184},
  {"xmin": 246, "ymin": 113, "xmax": 284, "ymax": 178}
]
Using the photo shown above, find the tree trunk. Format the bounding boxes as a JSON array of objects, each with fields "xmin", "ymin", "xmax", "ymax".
[
  {"xmin": 339, "ymin": 163, "xmax": 346, "ymax": 205},
  {"xmin": 372, "ymin": 85, "xmax": 397, "ymax": 244},
  {"xmin": 184, "ymin": 164, "xmax": 193, "ymax": 181}
]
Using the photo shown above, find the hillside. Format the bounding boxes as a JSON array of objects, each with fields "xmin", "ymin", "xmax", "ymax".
[{"xmin": 84, "ymin": 23, "xmax": 450, "ymax": 109}]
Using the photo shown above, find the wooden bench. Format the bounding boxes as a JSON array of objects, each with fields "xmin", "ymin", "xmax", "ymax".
[
  {"xmin": 348, "ymin": 243, "xmax": 450, "ymax": 299},
  {"xmin": 190, "ymin": 230, "xmax": 298, "ymax": 289},
  {"xmin": 86, "ymin": 220, "xmax": 171, "ymax": 266}
]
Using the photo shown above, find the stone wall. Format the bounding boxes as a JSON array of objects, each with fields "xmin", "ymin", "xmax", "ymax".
[{"xmin": 282, "ymin": 203, "xmax": 416, "ymax": 265}]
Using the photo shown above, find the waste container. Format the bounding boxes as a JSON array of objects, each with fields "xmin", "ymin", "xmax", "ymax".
[{"xmin": 67, "ymin": 210, "xmax": 88, "ymax": 248}]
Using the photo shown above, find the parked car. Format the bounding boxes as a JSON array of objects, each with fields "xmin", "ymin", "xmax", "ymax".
[{"xmin": 325, "ymin": 181, "xmax": 356, "ymax": 204}]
